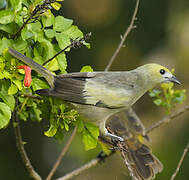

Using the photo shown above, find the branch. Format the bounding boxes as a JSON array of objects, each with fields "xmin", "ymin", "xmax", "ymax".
[
  {"xmin": 44, "ymin": 32, "xmax": 91, "ymax": 65},
  {"xmin": 146, "ymin": 105, "xmax": 189, "ymax": 134},
  {"xmin": 13, "ymin": 105, "xmax": 42, "ymax": 180},
  {"xmin": 45, "ymin": 126, "xmax": 77, "ymax": 180},
  {"xmin": 105, "ymin": 0, "xmax": 140, "ymax": 71},
  {"xmin": 170, "ymin": 141, "xmax": 189, "ymax": 180},
  {"xmin": 56, "ymin": 151, "xmax": 115, "ymax": 180}
]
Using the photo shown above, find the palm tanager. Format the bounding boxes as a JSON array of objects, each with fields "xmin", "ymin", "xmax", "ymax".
[
  {"xmin": 8, "ymin": 48, "xmax": 180, "ymax": 142},
  {"xmin": 8, "ymin": 48, "xmax": 181, "ymax": 180}
]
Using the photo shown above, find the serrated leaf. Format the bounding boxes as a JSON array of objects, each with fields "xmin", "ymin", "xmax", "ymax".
[
  {"xmin": 54, "ymin": 16, "xmax": 73, "ymax": 32},
  {"xmin": 80, "ymin": 66, "xmax": 93, "ymax": 72},
  {"xmin": 57, "ymin": 53, "xmax": 67, "ymax": 73},
  {"xmin": 31, "ymin": 78, "xmax": 49, "ymax": 91},
  {"xmin": 55, "ymin": 33, "xmax": 70, "ymax": 49},
  {"xmin": 8, "ymin": 83, "xmax": 18, "ymax": 95},
  {"xmin": 63, "ymin": 25, "xmax": 83, "ymax": 39},
  {"xmin": 0, "ymin": 10, "xmax": 14, "ymax": 24},
  {"xmin": 0, "ymin": 102, "xmax": 11, "ymax": 129}
]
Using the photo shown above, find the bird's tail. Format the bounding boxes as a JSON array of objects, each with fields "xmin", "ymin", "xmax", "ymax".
[
  {"xmin": 8, "ymin": 48, "xmax": 55, "ymax": 87},
  {"xmin": 124, "ymin": 138, "xmax": 163, "ymax": 180},
  {"xmin": 105, "ymin": 109, "xmax": 163, "ymax": 180}
]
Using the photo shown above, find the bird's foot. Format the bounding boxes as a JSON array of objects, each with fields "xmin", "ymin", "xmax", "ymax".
[{"xmin": 105, "ymin": 131, "xmax": 124, "ymax": 142}]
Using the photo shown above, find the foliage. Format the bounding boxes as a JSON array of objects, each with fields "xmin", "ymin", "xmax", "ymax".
[
  {"xmin": 149, "ymin": 78, "xmax": 186, "ymax": 114},
  {"xmin": 0, "ymin": 0, "xmax": 99, "ymax": 151}
]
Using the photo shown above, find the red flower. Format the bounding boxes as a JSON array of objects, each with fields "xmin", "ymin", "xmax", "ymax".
[{"xmin": 17, "ymin": 65, "xmax": 32, "ymax": 87}]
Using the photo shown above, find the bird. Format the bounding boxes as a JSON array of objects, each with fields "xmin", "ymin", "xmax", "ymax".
[
  {"xmin": 8, "ymin": 48, "xmax": 180, "ymax": 143},
  {"xmin": 8, "ymin": 48, "xmax": 181, "ymax": 180}
]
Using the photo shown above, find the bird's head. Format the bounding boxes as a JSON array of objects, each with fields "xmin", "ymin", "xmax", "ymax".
[{"xmin": 137, "ymin": 63, "xmax": 181, "ymax": 88}]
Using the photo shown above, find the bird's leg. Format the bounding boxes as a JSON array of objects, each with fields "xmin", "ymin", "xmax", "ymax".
[
  {"xmin": 105, "ymin": 129, "xmax": 124, "ymax": 142},
  {"xmin": 99, "ymin": 121, "xmax": 124, "ymax": 142}
]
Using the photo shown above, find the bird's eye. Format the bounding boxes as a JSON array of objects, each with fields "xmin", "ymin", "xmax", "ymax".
[{"xmin": 160, "ymin": 69, "xmax": 165, "ymax": 75}]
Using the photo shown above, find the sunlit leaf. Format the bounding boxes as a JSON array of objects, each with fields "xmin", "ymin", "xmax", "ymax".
[
  {"xmin": 0, "ymin": 102, "xmax": 11, "ymax": 129},
  {"xmin": 0, "ymin": 10, "xmax": 14, "ymax": 24},
  {"xmin": 54, "ymin": 16, "xmax": 73, "ymax": 32},
  {"xmin": 80, "ymin": 65, "xmax": 93, "ymax": 72},
  {"xmin": 8, "ymin": 83, "xmax": 18, "ymax": 95}
]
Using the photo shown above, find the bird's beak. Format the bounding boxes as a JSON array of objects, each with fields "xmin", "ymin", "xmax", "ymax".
[{"xmin": 169, "ymin": 75, "xmax": 181, "ymax": 85}]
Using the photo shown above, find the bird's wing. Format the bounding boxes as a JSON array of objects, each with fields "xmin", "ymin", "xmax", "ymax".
[{"xmin": 37, "ymin": 71, "xmax": 141, "ymax": 108}]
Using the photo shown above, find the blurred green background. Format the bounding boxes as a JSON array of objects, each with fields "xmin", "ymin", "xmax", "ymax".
[{"xmin": 1, "ymin": 0, "xmax": 189, "ymax": 179}]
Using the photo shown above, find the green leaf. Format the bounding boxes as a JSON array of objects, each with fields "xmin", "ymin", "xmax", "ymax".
[
  {"xmin": 54, "ymin": 16, "xmax": 73, "ymax": 32},
  {"xmin": 51, "ymin": 2, "xmax": 61, "ymax": 10},
  {"xmin": 0, "ymin": 82, "xmax": 15, "ymax": 111},
  {"xmin": 19, "ymin": 110, "xmax": 28, "ymax": 121},
  {"xmin": 0, "ymin": 10, "xmax": 14, "ymax": 24},
  {"xmin": 0, "ymin": 23, "xmax": 18, "ymax": 34},
  {"xmin": 82, "ymin": 129, "xmax": 98, "ymax": 151},
  {"xmin": 44, "ymin": 29, "xmax": 56, "ymax": 38},
  {"xmin": 45, "ymin": 58, "xmax": 59, "ymax": 72},
  {"xmin": 149, "ymin": 89, "xmax": 161, "ymax": 97},
  {"xmin": 21, "ymin": 27, "xmax": 33, "ymax": 40},
  {"xmin": 8, "ymin": 83, "xmax": 18, "ymax": 95},
  {"xmin": 31, "ymin": 78, "xmax": 49, "ymax": 91},
  {"xmin": 85, "ymin": 123, "xmax": 99, "ymax": 139},
  {"xmin": 64, "ymin": 122, "xmax": 69, "ymax": 131},
  {"xmin": 42, "ymin": 12, "xmax": 55, "ymax": 27},
  {"xmin": 55, "ymin": 33, "xmax": 70, "ymax": 49},
  {"xmin": 12, "ymin": 79, "xmax": 23, "ymax": 90},
  {"xmin": 13, "ymin": 37, "xmax": 28, "ymax": 51},
  {"xmin": 57, "ymin": 53, "xmax": 67, "ymax": 73},
  {"xmin": 77, "ymin": 118, "xmax": 84, "ymax": 133},
  {"xmin": 44, "ymin": 125, "xmax": 57, "ymax": 137},
  {"xmin": 31, "ymin": 107, "xmax": 42, "ymax": 122},
  {"xmin": 38, "ymin": 39, "xmax": 54, "ymax": 60},
  {"xmin": 80, "ymin": 66, "xmax": 93, "ymax": 72},
  {"xmin": 0, "ymin": 38, "xmax": 12, "ymax": 55},
  {"xmin": 63, "ymin": 25, "xmax": 83, "ymax": 39},
  {"xmin": 0, "ymin": 102, "xmax": 11, "ymax": 129},
  {"xmin": 10, "ymin": 0, "xmax": 22, "ymax": 12},
  {"xmin": 153, "ymin": 99, "xmax": 162, "ymax": 106}
]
